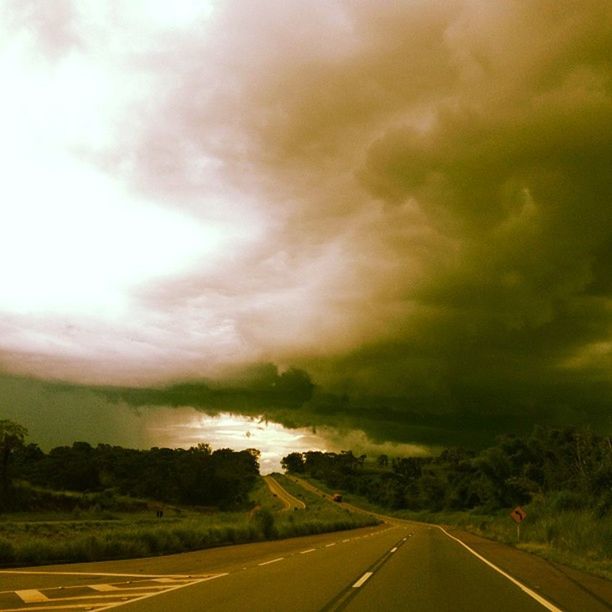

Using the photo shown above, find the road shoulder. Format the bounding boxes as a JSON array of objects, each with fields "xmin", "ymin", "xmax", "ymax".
[{"xmin": 443, "ymin": 526, "xmax": 612, "ymax": 612}]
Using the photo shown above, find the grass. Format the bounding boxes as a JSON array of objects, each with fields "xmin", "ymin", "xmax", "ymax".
[
  {"xmin": 294, "ymin": 475, "xmax": 612, "ymax": 580},
  {"xmin": 0, "ymin": 476, "xmax": 378, "ymax": 567},
  {"xmin": 270, "ymin": 474, "xmax": 379, "ymax": 539}
]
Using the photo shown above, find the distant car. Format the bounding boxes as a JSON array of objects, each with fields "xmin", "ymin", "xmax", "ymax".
[{"xmin": 332, "ymin": 493, "xmax": 343, "ymax": 502}]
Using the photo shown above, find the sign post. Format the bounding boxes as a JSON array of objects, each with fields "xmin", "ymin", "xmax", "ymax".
[{"xmin": 510, "ymin": 506, "xmax": 527, "ymax": 542}]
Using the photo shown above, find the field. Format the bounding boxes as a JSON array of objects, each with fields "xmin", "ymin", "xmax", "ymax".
[{"xmin": 0, "ymin": 477, "xmax": 378, "ymax": 567}]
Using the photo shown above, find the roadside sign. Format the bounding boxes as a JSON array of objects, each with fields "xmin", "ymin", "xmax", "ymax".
[{"xmin": 510, "ymin": 506, "xmax": 527, "ymax": 523}]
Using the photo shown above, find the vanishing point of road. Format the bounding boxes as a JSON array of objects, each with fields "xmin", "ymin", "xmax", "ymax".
[{"xmin": 0, "ymin": 479, "xmax": 610, "ymax": 612}]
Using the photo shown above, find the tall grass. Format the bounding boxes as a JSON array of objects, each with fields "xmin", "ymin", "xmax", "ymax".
[
  {"xmin": 0, "ymin": 476, "xmax": 379, "ymax": 567},
  {"xmin": 0, "ymin": 515, "xmax": 260, "ymax": 566}
]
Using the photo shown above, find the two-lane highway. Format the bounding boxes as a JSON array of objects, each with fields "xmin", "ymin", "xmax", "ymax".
[
  {"xmin": 109, "ymin": 523, "xmax": 550, "ymax": 612},
  {"xmin": 1, "ymin": 477, "xmax": 610, "ymax": 611}
]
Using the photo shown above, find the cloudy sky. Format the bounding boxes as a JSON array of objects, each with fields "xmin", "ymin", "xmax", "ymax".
[{"xmin": 1, "ymin": 1, "xmax": 611, "ymax": 449}]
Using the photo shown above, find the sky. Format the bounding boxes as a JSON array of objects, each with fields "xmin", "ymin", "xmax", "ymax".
[{"xmin": 1, "ymin": 1, "xmax": 611, "ymax": 452}]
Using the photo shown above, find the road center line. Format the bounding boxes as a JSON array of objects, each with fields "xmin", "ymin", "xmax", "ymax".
[
  {"xmin": 352, "ymin": 572, "xmax": 373, "ymax": 588},
  {"xmin": 325, "ymin": 542, "xmax": 336, "ymax": 547},
  {"xmin": 258, "ymin": 557, "xmax": 284, "ymax": 566},
  {"xmin": 438, "ymin": 526, "xmax": 562, "ymax": 612},
  {"xmin": 390, "ymin": 547, "xmax": 398, "ymax": 553},
  {"xmin": 300, "ymin": 548, "xmax": 316, "ymax": 554}
]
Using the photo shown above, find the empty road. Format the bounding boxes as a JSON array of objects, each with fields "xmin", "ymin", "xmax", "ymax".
[{"xmin": 0, "ymin": 479, "xmax": 609, "ymax": 611}]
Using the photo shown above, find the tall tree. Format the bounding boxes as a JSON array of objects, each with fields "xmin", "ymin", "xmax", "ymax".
[{"xmin": 0, "ymin": 419, "xmax": 28, "ymax": 504}]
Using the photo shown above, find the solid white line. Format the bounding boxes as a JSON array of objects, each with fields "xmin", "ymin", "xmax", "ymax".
[
  {"xmin": 300, "ymin": 548, "xmax": 316, "ymax": 554},
  {"xmin": 390, "ymin": 547, "xmax": 398, "ymax": 553},
  {"xmin": 325, "ymin": 542, "xmax": 336, "ymax": 547},
  {"xmin": 96, "ymin": 574, "xmax": 228, "ymax": 611},
  {"xmin": 352, "ymin": 572, "xmax": 373, "ymax": 588},
  {"xmin": 0, "ymin": 570, "xmax": 200, "ymax": 578},
  {"xmin": 437, "ymin": 527, "xmax": 562, "ymax": 612},
  {"xmin": 0, "ymin": 604, "xmax": 109, "ymax": 611},
  {"xmin": 258, "ymin": 557, "xmax": 284, "ymax": 566},
  {"xmin": 16, "ymin": 589, "xmax": 48, "ymax": 603}
]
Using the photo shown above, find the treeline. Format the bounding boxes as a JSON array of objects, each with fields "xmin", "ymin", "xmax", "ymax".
[
  {"xmin": 282, "ymin": 426, "xmax": 612, "ymax": 516},
  {"xmin": 1, "ymin": 422, "xmax": 260, "ymax": 510}
]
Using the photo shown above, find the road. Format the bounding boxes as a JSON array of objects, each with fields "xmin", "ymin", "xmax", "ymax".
[
  {"xmin": 263, "ymin": 474, "xmax": 306, "ymax": 510},
  {"xmin": 0, "ymin": 479, "xmax": 610, "ymax": 612}
]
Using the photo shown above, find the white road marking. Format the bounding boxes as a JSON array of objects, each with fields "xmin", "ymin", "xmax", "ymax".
[
  {"xmin": 438, "ymin": 527, "xmax": 562, "ymax": 612},
  {"xmin": 0, "ymin": 570, "xmax": 201, "ymax": 578},
  {"xmin": 0, "ymin": 604, "xmax": 109, "ymax": 611},
  {"xmin": 89, "ymin": 584, "xmax": 119, "ymax": 592},
  {"xmin": 16, "ymin": 589, "xmax": 48, "ymax": 603},
  {"xmin": 16, "ymin": 592, "xmax": 147, "ymax": 605},
  {"xmin": 325, "ymin": 543, "xmax": 336, "ymax": 547},
  {"xmin": 342, "ymin": 539, "xmax": 350, "ymax": 543},
  {"xmin": 96, "ymin": 573, "xmax": 228, "ymax": 611},
  {"xmin": 352, "ymin": 572, "xmax": 373, "ymax": 588},
  {"xmin": 258, "ymin": 557, "xmax": 284, "ymax": 566},
  {"xmin": 300, "ymin": 548, "xmax": 316, "ymax": 554},
  {"xmin": 390, "ymin": 547, "xmax": 398, "ymax": 553}
]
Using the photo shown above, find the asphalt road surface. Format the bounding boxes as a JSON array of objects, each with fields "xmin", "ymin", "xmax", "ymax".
[
  {"xmin": 0, "ymin": 480, "xmax": 610, "ymax": 612},
  {"xmin": 263, "ymin": 474, "xmax": 306, "ymax": 510}
]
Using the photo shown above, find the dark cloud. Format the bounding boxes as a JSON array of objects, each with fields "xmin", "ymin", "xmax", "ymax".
[{"xmin": 1, "ymin": 1, "xmax": 612, "ymax": 447}]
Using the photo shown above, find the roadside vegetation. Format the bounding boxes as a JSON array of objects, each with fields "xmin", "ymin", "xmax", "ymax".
[
  {"xmin": 0, "ymin": 419, "xmax": 377, "ymax": 567},
  {"xmin": 281, "ymin": 426, "xmax": 612, "ymax": 579},
  {"xmin": 269, "ymin": 473, "xmax": 378, "ymax": 539}
]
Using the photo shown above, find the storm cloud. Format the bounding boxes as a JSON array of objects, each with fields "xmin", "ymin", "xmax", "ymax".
[{"xmin": 1, "ymin": 1, "xmax": 611, "ymax": 444}]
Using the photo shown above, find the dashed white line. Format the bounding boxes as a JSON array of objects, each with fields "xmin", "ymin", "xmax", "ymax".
[
  {"xmin": 352, "ymin": 572, "xmax": 373, "ymax": 588},
  {"xmin": 390, "ymin": 547, "xmax": 398, "ymax": 553},
  {"xmin": 325, "ymin": 542, "xmax": 336, "ymax": 547},
  {"xmin": 342, "ymin": 538, "xmax": 350, "ymax": 543},
  {"xmin": 258, "ymin": 557, "xmax": 284, "ymax": 566},
  {"xmin": 300, "ymin": 548, "xmax": 316, "ymax": 554}
]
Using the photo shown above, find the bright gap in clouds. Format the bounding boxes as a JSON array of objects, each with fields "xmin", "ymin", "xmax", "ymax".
[
  {"xmin": 147, "ymin": 411, "xmax": 331, "ymax": 474},
  {"xmin": 0, "ymin": 153, "xmax": 227, "ymax": 317},
  {"xmin": 0, "ymin": 0, "xmax": 231, "ymax": 319}
]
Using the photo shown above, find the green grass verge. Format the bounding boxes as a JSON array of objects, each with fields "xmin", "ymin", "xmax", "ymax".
[
  {"xmin": 270, "ymin": 474, "xmax": 379, "ymax": 539},
  {"xmin": 0, "ymin": 476, "xmax": 378, "ymax": 567}
]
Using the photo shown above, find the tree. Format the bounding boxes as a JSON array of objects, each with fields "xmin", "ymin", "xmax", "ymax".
[
  {"xmin": 281, "ymin": 452, "xmax": 305, "ymax": 473},
  {"xmin": 0, "ymin": 419, "xmax": 28, "ymax": 504},
  {"xmin": 377, "ymin": 454, "xmax": 389, "ymax": 468}
]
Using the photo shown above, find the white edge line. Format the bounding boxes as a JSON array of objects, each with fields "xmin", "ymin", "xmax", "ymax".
[
  {"xmin": 95, "ymin": 573, "xmax": 228, "ymax": 611},
  {"xmin": 437, "ymin": 526, "xmax": 562, "ymax": 612},
  {"xmin": 352, "ymin": 572, "xmax": 373, "ymax": 588},
  {"xmin": 258, "ymin": 557, "xmax": 284, "ymax": 566}
]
